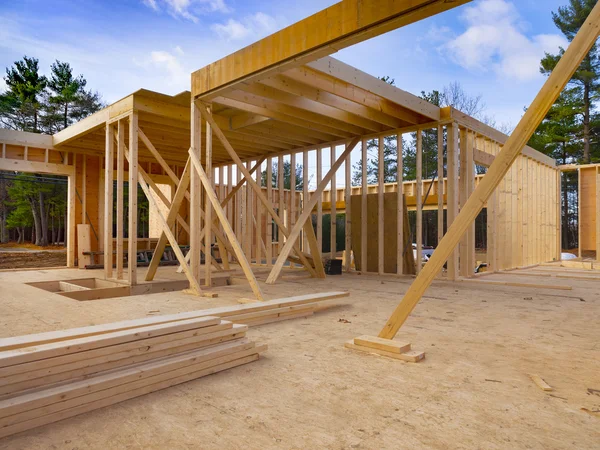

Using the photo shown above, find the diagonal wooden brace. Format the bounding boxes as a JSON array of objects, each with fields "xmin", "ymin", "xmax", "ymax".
[
  {"xmin": 266, "ymin": 137, "xmax": 361, "ymax": 284},
  {"xmin": 198, "ymin": 104, "xmax": 318, "ymax": 278},
  {"xmin": 188, "ymin": 148, "xmax": 264, "ymax": 301}
]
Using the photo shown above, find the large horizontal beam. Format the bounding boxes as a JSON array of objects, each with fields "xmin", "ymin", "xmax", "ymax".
[
  {"xmin": 191, "ymin": 0, "xmax": 471, "ymax": 99},
  {"xmin": 0, "ymin": 158, "xmax": 75, "ymax": 176},
  {"xmin": 0, "ymin": 129, "xmax": 53, "ymax": 148}
]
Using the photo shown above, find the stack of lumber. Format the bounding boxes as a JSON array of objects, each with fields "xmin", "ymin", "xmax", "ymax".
[{"xmin": 0, "ymin": 316, "xmax": 266, "ymax": 439}]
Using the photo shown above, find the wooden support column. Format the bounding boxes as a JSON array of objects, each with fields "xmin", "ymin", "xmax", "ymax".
[
  {"xmin": 103, "ymin": 123, "xmax": 114, "ymax": 276},
  {"xmin": 344, "ymin": 148, "xmax": 352, "ymax": 272},
  {"xmin": 374, "ymin": 3, "xmax": 600, "ymax": 340},
  {"xmin": 437, "ymin": 125, "xmax": 444, "ymax": 246},
  {"xmin": 361, "ymin": 139, "xmax": 368, "ymax": 272},
  {"xmin": 316, "ymin": 147, "xmax": 323, "ymax": 254},
  {"xmin": 267, "ymin": 157, "xmax": 273, "ymax": 265},
  {"xmin": 190, "ymin": 101, "xmax": 202, "ymax": 284},
  {"xmin": 116, "ymin": 120, "xmax": 125, "ymax": 279},
  {"xmin": 331, "ymin": 146, "xmax": 337, "ymax": 261},
  {"xmin": 396, "ymin": 134, "xmax": 404, "ymax": 275},
  {"xmin": 127, "ymin": 113, "xmax": 139, "ymax": 285},
  {"xmin": 205, "ymin": 105, "xmax": 213, "ymax": 286},
  {"xmin": 378, "ymin": 138, "xmax": 385, "ymax": 275},
  {"xmin": 256, "ymin": 161, "xmax": 262, "ymax": 266},
  {"xmin": 597, "ymin": 167, "xmax": 600, "ymax": 260},
  {"xmin": 302, "ymin": 151, "xmax": 309, "ymax": 253},
  {"xmin": 290, "ymin": 152, "xmax": 296, "ymax": 267},
  {"xmin": 446, "ymin": 123, "xmax": 459, "ymax": 280},
  {"xmin": 415, "ymin": 130, "xmax": 423, "ymax": 275},
  {"xmin": 278, "ymin": 155, "xmax": 284, "ymax": 254}
]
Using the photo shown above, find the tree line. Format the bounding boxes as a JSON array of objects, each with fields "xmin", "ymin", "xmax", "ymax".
[{"xmin": 0, "ymin": 57, "xmax": 103, "ymax": 245}]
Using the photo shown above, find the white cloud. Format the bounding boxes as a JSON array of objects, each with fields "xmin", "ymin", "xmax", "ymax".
[
  {"xmin": 442, "ymin": 0, "xmax": 567, "ymax": 81},
  {"xmin": 211, "ymin": 12, "xmax": 278, "ymax": 41},
  {"xmin": 142, "ymin": 0, "xmax": 231, "ymax": 22}
]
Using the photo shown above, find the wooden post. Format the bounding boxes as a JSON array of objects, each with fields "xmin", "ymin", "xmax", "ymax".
[
  {"xmin": 344, "ymin": 148, "xmax": 352, "ymax": 272},
  {"xmin": 415, "ymin": 130, "xmax": 423, "ymax": 275},
  {"xmin": 316, "ymin": 147, "xmax": 323, "ymax": 255},
  {"xmin": 116, "ymin": 120, "xmax": 125, "ymax": 279},
  {"xmin": 278, "ymin": 155, "xmax": 284, "ymax": 254},
  {"xmin": 302, "ymin": 151, "xmax": 309, "ymax": 253},
  {"xmin": 267, "ymin": 157, "xmax": 273, "ymax": 265},
  {"xmin": 190, "ymin": 101, "xmax": 202, "ymax": 284},
  {"xmin": 127, "ymin": 113, "xmax": 139, "ymax": 285},
  {"xmin": 103, "ymin": 123, "xmax": 114, "ymax": 276},
  {"xmin": 361, "ymin": 139, "xmax": 368, "ymax": 272},
  {"xmin": 446, "ymin": 123, "xmax": 459, "ymax": 280},
  {"xmin": 378, "ymin": 137, "xmax": 385, "ymax": 275},
  {"xmin": 290, "ymin": 152, "xmax": 296, "ymax": 266},
  {"xmin": 376, "ymin": 3, "xmax": 600, "ymax": 340},
  {"xmin": 331, "ymin": 146, "xmax": 337, "ymax": 261},
  {"xmin": 437, "ymin": 125, "xmax": 444, "ymax": 246},
  {"xmin": 205, "ymin": 105, "xmax": 213, "ymax": 286},
  {"xmin": 256, "ymin": 161, "xmax": 262, "ymax": 265},
  {"xmin": 396, "ymin": 134, "xmax": 404, "ymax": 275}
]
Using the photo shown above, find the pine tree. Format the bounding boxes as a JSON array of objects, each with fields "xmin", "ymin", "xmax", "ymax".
[
  {"xmin": 261, "ymin": 160, "xmax": 307, "ymax": 190},
  {"xmin": 540, "ymin": 0, "xmax": 600, "ymax": 163},
  {"xmin": 1, "ymin": 56, "xmax": 47, "ymax": 132}
]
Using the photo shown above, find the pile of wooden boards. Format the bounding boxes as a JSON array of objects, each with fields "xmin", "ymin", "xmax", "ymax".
[
  {"xmin": 0, "ymin": 316, "xmax": 265, "ymax": 439},
  {"xmin": 0, "ymin": 291, "xmax": 348, "ymax": 438}
]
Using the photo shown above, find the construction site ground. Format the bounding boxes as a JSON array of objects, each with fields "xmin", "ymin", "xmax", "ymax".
[{"xmin": 0, "ymin": 265, "xmax": 598, "ymax": 449}]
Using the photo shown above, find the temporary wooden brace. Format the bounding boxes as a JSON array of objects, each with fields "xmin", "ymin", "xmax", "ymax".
[
  {"xmin": 372, "ymin": 2, "xmax": 600, "ymax": 342},
  {"xmin": 198, "ymin": 104, "xmax": 317, "ymax": 277},
  {"xmin": 188, "ymin": 148, "xmax": 265, "ymax": 301},
  {"xmin": 138, "ymin": 172, "xmax": 202, "ymax": 294},
  {"xmin": 266, "ymin": 136, "xmax": 361, "ymax": 284}
]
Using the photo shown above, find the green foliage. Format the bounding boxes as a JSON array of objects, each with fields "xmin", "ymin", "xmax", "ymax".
[
  {"xmin": 538, "ymin": 0, "xmax": 600, "ymax": 163},
  {"xmin": 261, "ymin": 160, "xmax": 307, "ymax": 190},
  {"xmin": 0, "ymin": 56, "xmax": 103, "ymax": 133}
]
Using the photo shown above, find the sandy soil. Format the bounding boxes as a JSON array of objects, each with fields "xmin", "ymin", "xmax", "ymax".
[
  {"xmin": 0, "ymin": 266, "xmax": 598, "ymax": 449},
  {"xmin": 0, "ymin": 251, "xmax": 66, "ymax": 269}
]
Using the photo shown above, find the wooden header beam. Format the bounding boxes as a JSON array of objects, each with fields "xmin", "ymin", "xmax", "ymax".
[{"xmin": 191, "ymin": 0, "xmax": 471, "ymax": 100}]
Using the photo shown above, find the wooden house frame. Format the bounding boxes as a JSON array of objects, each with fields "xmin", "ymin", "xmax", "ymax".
[{"xmin": 1, "ymin": 0, "xmax": 599, "ymax": 358}]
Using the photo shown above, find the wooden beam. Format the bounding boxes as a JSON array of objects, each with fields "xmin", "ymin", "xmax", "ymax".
[
  {"xmin": 116, "ymin": 120, "xmax": 125, "ymax": 279},
  {"xmin": 205, "ymin": 105, "xmax": 213, "ymax": 287},
  {"xmin": 128, "ymin": 113, "xmax": 139, "ymax": 285},
  {"xmin": 361, "ymin": 139, "xmax": 367, "ymax": 272},
  {"xmin": 103, "ymin": 124, "xmax": 114, "ymax": 277},
  {"xmin": 344, "ymin": 147, "xmax": 352, "ymax": 272},
  {"xmin": 192, "ymin": 0, "xmax": 470, "ymax": 99},
  {"xmin": 416, "ymin": 130, "xmax": 423, "ymax": 275},
  {"xmin": 0, "ymin": 159, "xmax": 74, "ymax": 176},
  {"xmin": 397, "ymin": 134, "xmax": 404, "ymax": 275},
  {"xmin": 378, "ymin": 137, "xmax": 385, "ymax": 275},
  {"xmin": 188, "ymin": 148, "xmax": 264, "ymax": 301},
  {"xmin": 266, "ymin": 136, "xmax": 361, "ymax": 284},
  {"xmin": 377, "ymin": 2, "xmax": 600, "ymax": 340}
]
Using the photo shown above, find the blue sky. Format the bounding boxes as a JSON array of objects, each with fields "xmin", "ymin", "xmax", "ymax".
[{"xmin": 0, "ymin": 0, "xmax": 569, "ymax": 129}]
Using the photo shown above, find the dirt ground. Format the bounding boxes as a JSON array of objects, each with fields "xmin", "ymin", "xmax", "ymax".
[
  {"xmin": 0, "ymin": 247, "xmax": 66, "ymax": 269},
  {"xmin": 0, "ymin": 266, "xmax": 598, "ymax": 449}
]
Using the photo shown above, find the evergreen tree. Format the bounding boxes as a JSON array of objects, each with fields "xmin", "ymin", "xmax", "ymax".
[
  {"xmin": 540, "ymin": 0, "xmax": 600, "ymax": 163},
  {"xmin": 1, "ymin": 56, "xmax": 47, "ymax": 132},
  {"xmin": 261, "ymin": 160, "xmax": 307, "ymax": 190}
]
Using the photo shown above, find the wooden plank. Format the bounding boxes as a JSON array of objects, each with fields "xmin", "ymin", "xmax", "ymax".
[
  {"xmin": 190, "ymin": 101, "xmax": 202, "ymax": 284},
  {"xmin": 528, "ymin": 374, "xmax": 553, "ymax": 391},
  {"xmin": 344, "ymin": 147, "xmax": 352, "ymax": 272},
  {"xmin": 77, "ymin": 224, "xmax": 92, "ymax": 269},
  {"xmin": 446, "ymin": 123, "xmax": 459, "ymax": 280},
  {"xmin": 330, "ymin": 146, "xmax": 337, "ymax": 260},
  {"xmin": 460, "ymin": 279, "xmax": 572, "ymax": 291},
  {"xmin": 344, "ymin": 340, "xmax": 424, "ymax": 362},
  {"xmin": 376, "ymin": 4, "xmax": 600, "ymax": 339},
  {"xmin": 302, "ymin": 151, "xmax": 309, "ymax": 254},
  {"xmin": 437, "ymin": 126, "xmax": 444, "ymax": 246},
  {"xmin": 267, "ymin": 157, "xmax": 273, "ymax": 265},
  {"xmin": 353, "ymin": 335, "xmax": 411, "ymax": 354},
  {"xmin": 205, "ymin": 106, "xmax": 213, "ymax": 286},
  {"xmin": 0, "ymin": 350, "xmax": 261, "ymax": 439},
  {"xmin": 316, "ymin": 147, "xmax": 323, "ymax": 254}
]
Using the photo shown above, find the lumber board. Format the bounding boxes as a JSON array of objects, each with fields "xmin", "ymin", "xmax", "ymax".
[
  {"xmin": 0, "ymin": 329, "xmax": 248, "ymax": 397},
  {"xmin": 0, "ymin": 291, "xmax": 349, "ymax": 351},
  {"xmin": 0, "ymin": 353, "xmax": 261, "ymax": 439},
  {"xmin": 528, "ymin": 374, "xmax": 553, "ymax": 391},
  {"xmin": 0, "ymin": 292, "xmax": 347, "ymax": 350},
  {"xmin": 0, "ymin": 323, "xmax": 239, "ymax": 389},
  {"xmin": 460, "ymin": 279, "xmax": 572, "ymax": 291},
  {"xmin": 0, "ymin": 317, "xmax": 221, "ymax": 369},
  {"xmin": 344, "ymin": 340, "xmax": 424, "ymax": 363},
  {"xmin": 0, "ymin": 343, "xmax": 265, "ymax": 428},
  {"xmin": 353, "ymin": 335, "xmax": 411, "ymax": 354}
]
